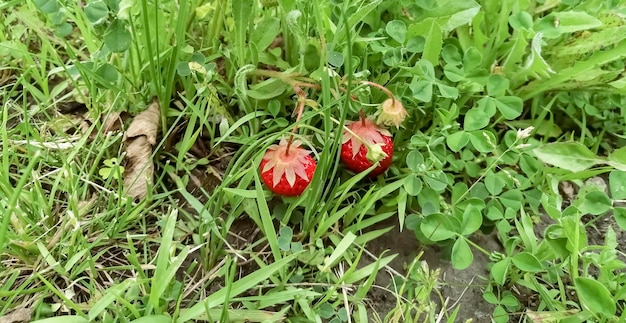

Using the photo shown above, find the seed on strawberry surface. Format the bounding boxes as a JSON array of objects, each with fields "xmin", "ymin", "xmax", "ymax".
[
  {"xmin": 341, "ymin": 111, "xmax": 393, "ymax": 177},
  {"xmin": 260, "ymin": 138, "xmax": 316, "ymax": 196}
]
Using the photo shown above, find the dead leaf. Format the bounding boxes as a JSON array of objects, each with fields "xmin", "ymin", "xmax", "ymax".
[
  {"xmin": 102, "ymin": 111, "xmax": 123, "ymax": 133},
  {"xmin": 526, "ymin": 309, "xmax": 579, "ymax": 322},
  {"xmin": 0, "ymin": 308, "xmax": 32, "ymax": 323},
  {"xmin": 123, "ymin": 99, "xmax": 160, "ymax": 200},
  {"xmin": 124, "ymin": 100, "xmax": 160, "ymax": 145},
  {"xmin": 559, "ymin": 181, "xmax": 576, "ymax": 202}
]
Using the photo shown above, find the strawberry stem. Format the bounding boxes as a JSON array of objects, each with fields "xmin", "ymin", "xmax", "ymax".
[
  {"xmin": 286, "ymin": 134, "xmax": 294, "ymax": 156},
  {"xmin": 360, "ymin": 80, "xmax": 396, "ymax": 105},
  {"xmin": 359, "ymin": 109, "xmax": 366, "ymax": 126},
  {"xmin": 290, "ymin": 84, "xmax": 307, "ymax": 137}
]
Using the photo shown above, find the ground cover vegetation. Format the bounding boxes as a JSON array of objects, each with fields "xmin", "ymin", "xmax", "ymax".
[{"xmin": 2, "ymin": 0, "xmax": 626, "ymax": 322}]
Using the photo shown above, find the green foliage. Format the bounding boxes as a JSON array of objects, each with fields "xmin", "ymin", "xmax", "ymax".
[{"xmin": 4, "ymin": 0, "xmax": 626, "ymax": 321}]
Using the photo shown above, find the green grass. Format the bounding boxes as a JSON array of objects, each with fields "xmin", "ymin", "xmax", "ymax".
[{"xmin": 2, "ymin": 0, "xmax": 626, "ymax": 322}]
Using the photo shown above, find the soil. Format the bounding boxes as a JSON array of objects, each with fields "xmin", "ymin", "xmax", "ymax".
[{"xmin": 363, "ymin": 218, "xmax": 501, "ymax": 322}]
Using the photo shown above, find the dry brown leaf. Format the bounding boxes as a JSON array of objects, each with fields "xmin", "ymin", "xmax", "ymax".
[
  {"xmin": 102, "ymin": 111, "xmax": 123, "ymax": 133},
  {"xmin": 559, "ymin": 181, "xmax": 576, "ymax": 202},
  {"xmin": 526, "ymin": 309, "xmax": 579, "ymax": 322},
  {"xmin": 125, "ymin": 100, "xmax": 160, "ymax": 145},
  {"xmin": 0, "ymin": 308, "xmax": 32, "ymax": 323},
  {"xmin": 123, "ymin": 99, "xmax": 160, "ymax": 200}
]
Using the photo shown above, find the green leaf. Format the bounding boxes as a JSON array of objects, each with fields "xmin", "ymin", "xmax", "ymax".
[
  {"xmin": 495, "ymin": 96, "xmax": 523, "ymax": 119},
  {"xmin": 55, "ymin": 23, "xmax": 73, "ymax": 37},
  {"xmin": 509, "ymin": 11, "xmax": 533, "ymax": 30},
  {"xmin": 436, "ymin": 83, "xmax": 459, "ymax": 99},
  {"xmin": 421, "ymin": 19, "xmax": 443, "ymax": 66},
  {"xmin": 344, "ymin": 0, "xmax": 382, "ymax": 36},
  {"xmin": 461, "ymin": 205, "xmax": 482, "ymax": 235},
  {"xmin": 492, "ymin": 306, "xmax": 508, "ymax": 323},
  {"xmin": 463, "ymin": 47, "xmax": 482, "ymax": 71},
  {"xmin": 464, "ymin": 97, "xmax": 496, "ymax": 131},
  {"xmin": 511, "ymin": 252, "xmax": 543, "ymax": 272},
  {"xmin": 577, "ymin": 190, "xmax": 611, "ymax": 216},
  {"xmin": 469, "ymin": 130, "xmax": 497, "ymax": 153},
  {"xmin": 386, "ymin": 20, "xmax": 406, "ymax": 44},
  {"xmin": 574, "ymin": 277, "xmax": 616, "ymax": 316},
  {"xmin": 104, "ymin": 19, "xmax": 131, "ymax": 52},
  {"xmin": 410, "ymin": 79, "xmax": 433, "ymax": 102},
  {"xmin": 406, "ymin": 150, "xmax": 424, "ymax": 173},
  {"xmin": 404, "ymin": 174, "xmax": 423, "ymax": 196},
  {"xmin": 267, "ymin": 100, "xmax": 281, "ymax": 117},
  {"xmin": 613, "ymin": 207, "xmax": 626, "ymax": 230},
  {"xmin": 443, "ymin": 65, "xmax": 465, "ymax": 82},
  {"xmin": 486, "ymin": 74, "xmax": 509, "ymax": 97},
  {"xmin": 483, "ymin": 291, "xmax": 498, "ymax": 304},
  {"xmin": 297, "ymin": 247, "xmax": 324, "ymax": 266},
  {"xmin": 117, "ymin": 0, "xmax": 134, "ymax": 19},
  {"xmin": 337, "ymin": 308, "xmax": 349, "ymax": 321},
  {"xmin": 98, "ymin": 167, "xmax": 111, "ymax": 179},
  {"xmin": 443, "ymin": 6, "xmax": 480, "ymax": 33},
  {"xmin": 96, "ymin": 63, "xmax": 119, "ymax": 84},
  {"xmin": 33, "ymin": 0, "xmax": 59, "ymax": 14},
  {"xmin": 247, "ymin": 78, "xmax": 288, "ymax": 100},
  {"xmin": 406, "ymin": 36, "xmax": 425, "ymax": 53},
  {"xmin": 149, "ymin": 210, "xmax": 190, "ymax": 310},
  {"xmin": 499, "ymin": 189, "xmax": 523, "ymax": 210},
  {"xmin": 451, "ymin": 238, "xmax": 473, "ymax": 269},
  {"xmin": 608, "ymin": 146, "xmax": 626, "ymax": 171},
  {"xmin": 319, "ymin": 303, "xmax": 334, "ymax": 319},
  {"xmin": 321, "ymin": 232, "xmax": 356, "ymax": 271},
  {"xmin": 502, "ymin": 35, "xmax": 529, "ymax": 75},
  {"xmin": 441, "ymin": 44, "xmax": 462, "ymax": 65},
  {"xmin": 84, "ymin": 1, "xmax": 109, "ymax": 25},
  {"xmin": 610, "ymin": 171, "xmax": 626, "ymax": 199},
  {"xmin": 535, "ymin": 11, "xmax": 603, "ymax": 38},
  {"xmin": 327, "ymin": 50, "xmax": 344, "ymax": 67},
  {"xmin": 177, "ymin": 62, "xmax": 191, "ymax": 76},
  {"xmin": 446, "ymin": 131, "xmax": 469, "ymax": 152},
  {"xmin": 383, "ymin": 47, "xmax": 403, "ymax": 66},
  {"xmin": 491, "ymin": 258, "xmax": 510, "ymax": 286},
  {"xmin": 533, "ymin": 142, "xmax": 599, "ymax": 172},
  {"xmin": 485, "ymin": 172, "xmax": 505, "ymax": 195},
  {"xmin": 88, "ymin": 280, "xmax": 134, "ymax": 319},
  {"xmin": 251, "ymin": 18, "xmax": 281, "ymax": 50},
  {"xmin": 500, "ymin": 294, "xmax": 520, "ymax": 309},
  {"xmin": 420, "ymin": 213, "xmax": 459, "ymax": 241},
  {"xmin": 485, "ymin": 206, "xmax": 503, "ymax": 221},
  {"xmin": 423, "ymin": 170, "xmax": 448, "ymax": 192},
  {"xmin": 278, "ymin": 226, "xmax": 293, "ymax": 251},
  {"xmin": 232, "ymin": 0, "xmax": 254, "ymax": 64},
  {"xmin": 277, "ymin": 236, "xmax": 291, "ymax": 251}
]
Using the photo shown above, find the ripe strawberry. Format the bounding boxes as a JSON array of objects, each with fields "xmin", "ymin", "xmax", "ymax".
[
  {"xmin": 260, "ymin": 138, "xmax": 316, "ymax": 196},
  {"xmin": 341, "ymin": 112, "xmax": 393, "ymax": 177}
]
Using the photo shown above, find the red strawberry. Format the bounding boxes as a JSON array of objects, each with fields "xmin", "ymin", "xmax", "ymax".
[
  {"xmin": 260, "ymin": 138, "xmax": 316, "ymax": 196},
  {"xmin": 341, "ymin": 112, "xmax": 393, "ymax": 177}
]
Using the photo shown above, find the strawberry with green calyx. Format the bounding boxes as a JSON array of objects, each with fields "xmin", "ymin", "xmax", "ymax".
[
  {"xmin": 340, "ymin": 110, "xmax": 393, "ymax": 177},
  {"xmin": 260, "ymin": 137, "xmax": 316, "ymax": 196}
]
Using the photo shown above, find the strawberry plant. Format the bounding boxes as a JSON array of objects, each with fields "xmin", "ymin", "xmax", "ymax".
[{"xmin": 4, "ymin": 0, "xmax": 626, "ymax": 322}]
